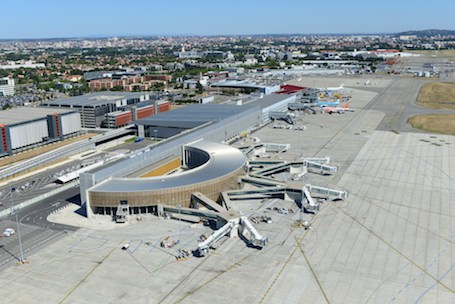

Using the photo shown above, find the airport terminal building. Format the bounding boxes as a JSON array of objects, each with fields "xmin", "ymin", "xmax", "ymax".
[
  {"xmin": 87, "ymin": 140, "xmax": 246, "ymax": 215},
  {"xmin": 80, "ymin": 93, "xmax": 296, "ymax": 217}
]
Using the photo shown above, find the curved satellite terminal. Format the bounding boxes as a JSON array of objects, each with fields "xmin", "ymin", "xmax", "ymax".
[{"xmin": 86, "ymin": 140, "xmax": 247, "ymax": 216}]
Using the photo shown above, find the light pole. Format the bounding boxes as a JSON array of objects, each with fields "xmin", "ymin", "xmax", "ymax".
[
  {"xmin": 178, "ymin": 204, "xmax": 182, "ymax": 257},
  {"xmin": 10, "ymin": 187, "xmax": 25, "ymax": 263}
]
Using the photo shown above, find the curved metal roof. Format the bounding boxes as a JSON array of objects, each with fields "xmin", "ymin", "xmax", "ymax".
[{"xmin": 90, "ymin": 141, "xmax": 246, "ymax": 192}]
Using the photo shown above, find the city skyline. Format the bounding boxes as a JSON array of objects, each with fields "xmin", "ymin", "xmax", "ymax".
[{"xmin": 1, "ymin": 0, "xmax": 455, "ymax": 39}]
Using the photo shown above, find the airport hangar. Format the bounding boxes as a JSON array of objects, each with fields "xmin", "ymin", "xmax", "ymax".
[
  {"xmin": 0, "ymin": 107, "xmax": 81, "ymax": 156},
  {"xmin": 80, "ymin": 93, "xmax": 296, "ymax": 217}
]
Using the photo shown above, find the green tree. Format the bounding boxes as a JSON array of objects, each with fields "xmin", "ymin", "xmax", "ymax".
[
  {"xmin": 195, "ymin": 82, "xmax": 204, "ymax": 94},
  {"xmin": 110, "ymin": 85, "xmax": 124, "ymax": 91},
  {"xmin": 152, "ymin": 82, "xmax": 165, "ymax": 91}
]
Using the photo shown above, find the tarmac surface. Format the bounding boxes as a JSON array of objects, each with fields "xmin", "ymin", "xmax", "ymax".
[
  {"xmin": 0, "ymin": 135, "xmax": 142, "ymax": 270},
  {"xmin": 0, "ymin": 75, "xmax": 453, "ymax": 303}
]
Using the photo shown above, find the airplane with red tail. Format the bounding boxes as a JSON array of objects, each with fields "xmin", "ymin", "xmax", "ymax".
[{"xmin": 323, "ymin": 102, "xmax": 355, "ymax": 114}]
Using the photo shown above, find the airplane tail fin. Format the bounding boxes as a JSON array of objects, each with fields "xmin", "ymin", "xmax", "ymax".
[{"xmin": 343, "ymin": 102, "xmax": 349, "ymax": 109}]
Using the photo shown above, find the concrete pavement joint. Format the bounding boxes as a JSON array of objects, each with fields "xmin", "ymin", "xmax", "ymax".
[
  {"xmin": 294, "ymin": 235, "xmax": 330, "ymax": 304},
  {"xmin": 334, "ymin": 204, "xmax": 455, "ymax": 294},
  {"xmin": 58, "ymin": 240, "xmax": 122, "ymax": 304}
]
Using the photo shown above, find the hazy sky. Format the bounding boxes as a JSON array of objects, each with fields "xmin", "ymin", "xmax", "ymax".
[{"xmin": 1, "ymin": 0, "xmax": 454, "ymax": 39}]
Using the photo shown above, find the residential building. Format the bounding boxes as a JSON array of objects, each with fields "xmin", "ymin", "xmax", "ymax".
[{"xmin": 0, "ymin": 77, "xmax": 15, "ymax": 96}]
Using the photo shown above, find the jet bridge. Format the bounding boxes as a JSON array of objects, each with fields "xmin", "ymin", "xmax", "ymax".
[
  {"xmin": 240, "ymin": 216, "xmax": 268, "ymax": 247},
  {"xmin": 190, "ymin": 192, "xmax": 227, "ymax": 213},
  {"xmin": 239, "ymin": 175, "xmax": 286, "ymax": 188},
  {"xmin": 196, "ymin": 216, "xmax": 268, "ymax": 257},
  {"xmin": 269, "ymin": 112, "xmax": 294, "ymax": 124},
  {"xmin": 305, "ymin": 184, "xmax": 349, "ymax": 200},
  {"xmin": 304, "ymin": 160, "xmax": 338, "ymax": 175},
  {"xmin": 252, "ymin": 161, "xmax": 306, "ymax": 177},
  {"xmin": 225, "ymin": 187, "xmax": 287, "ymax": 201},
  {"xmin": 288, "ymin": 102, "xmax": 318, "ymax": 114},
  {"xmin": 196, "ymin": 221, "xmax": 235, "ymax": 257},
  {"xmin": 242, "ymin": 143, "xmax": 291, "ymax": 157},
  {"xmin": 302, "ymin": 186, "xmax": 320, "ymax": 213},
  {"xmin": 303, "ymin": 157, "xmax": 331, "ymax": 164},
  {"xmin": 301, "ymin": 184, "xmax": 348, "ymax": 213},
  {"xmin": 192, "ymin": 192, "xmax": 271, "ymax": 256}
]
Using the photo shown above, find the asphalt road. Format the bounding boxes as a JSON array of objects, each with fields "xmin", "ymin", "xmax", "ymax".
[
  {"xmin": 0, "ymin": 187, "xmax": 79, "ymax": 271},
  {"xmin": 0, "ymin": 137, "xmax": 154, "ymax": 271},
  {"xmin": 0, "ymin": 154, "xmax": 104, "ymax": 210},
  {"xmin": 365, "ymin": 77, "xmax": 455, "ymax": 133}
]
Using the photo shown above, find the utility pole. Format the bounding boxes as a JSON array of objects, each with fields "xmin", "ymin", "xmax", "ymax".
[
  {"xmin": 10, "ymin": 187, "xmax": 25, "ymax": 264},
  {"xmin": 178, "ymin": 204, "xmax": 182, "ymax": 256}
]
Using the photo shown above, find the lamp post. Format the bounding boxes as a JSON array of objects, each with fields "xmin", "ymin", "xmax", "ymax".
[
  {"xmin": 178, "ymin": 204, "xmax": 182, "ymax": 256},
  {"xmin": 10, "ymin": 187, "xmax": 25, "ymax": 263}
]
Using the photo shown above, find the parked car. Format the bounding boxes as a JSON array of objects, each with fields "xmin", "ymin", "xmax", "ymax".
[{"xmin": 3, "ymin": 228, "xmax": 15, "ymax": 237}]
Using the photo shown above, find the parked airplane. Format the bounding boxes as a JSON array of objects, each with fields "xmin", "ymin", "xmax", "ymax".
[
  {"xmin": 318, "ymin": 84, "xmax": 344, "ymax": 92},
  {"xmin": 314, "ymin": 99, "xmax": 340, "ymax": 107},
  {"xmin": 323, "ymin": 102, "xmax": 355, "ymax": 114}
]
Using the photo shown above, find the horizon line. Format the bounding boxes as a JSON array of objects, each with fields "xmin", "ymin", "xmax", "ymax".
[{"xmin": 1, "ymin": 29, "xmax": 454, "ymax": 41}]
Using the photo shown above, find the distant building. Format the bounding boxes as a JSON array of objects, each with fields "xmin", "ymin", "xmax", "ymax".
[
  {"xmin": 0, "ymin": 77, "xmax": 15, "ymax": 96},
  {"xmin": 399, "ymin": 35, "xmax": 417, "ymax": 41},
  {"xmin": 43, "ymin": 92, "xmax": 170, "ymax": 128},
  {"xmin": 165, "ymin": 62, "xmax": 185, "ymax": 71},
  {"xmin": 55, "ymin": 82, "xmax": 73, "ymax": 90},
  {"xmin": 210, "ymin": 79, "xmax": 280, "ymax": 95},
  {"xmin": 149, "ymin": 64, "xmax": 163, "ymax": 71},
  {"xmin": 243, "ymin": 55, "xmax": 258, "ymax": 66},
  {"xmin": 106, "ymin": 100, "xmax": 170, "ymax": 129},
  {"xmin": 173, "ymin": 50, "xmax": 202, "ymax": 59},
  {"xmin": 83, "ymin": 71, "xmax": 115, "ymax": 81},
  {"xmin": 63, "ymin": 75, "xmax": 83, "ymax": 82},
  {"xmin": 0, "ymin": 61, "xmax": 45, "ymax": 70},
  {"xmin": 88, "ymin": 75, "xmax": 171, "ymax": 92},
  {"xmin": 199, "ymin": 96, "xmax": 214, "ymax": 104},
  {"xmin": 183, "ymin": 79, "xmax": 199, "ymax": 89}
]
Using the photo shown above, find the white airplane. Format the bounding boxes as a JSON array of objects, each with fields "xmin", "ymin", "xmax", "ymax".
[
  {"xmin": 318, "ymin": 83, "xmax": 344, "ymax": 92},
  {"xmin": 323, "ymin": 102, "xmax": 355, "ymax": 115}
]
